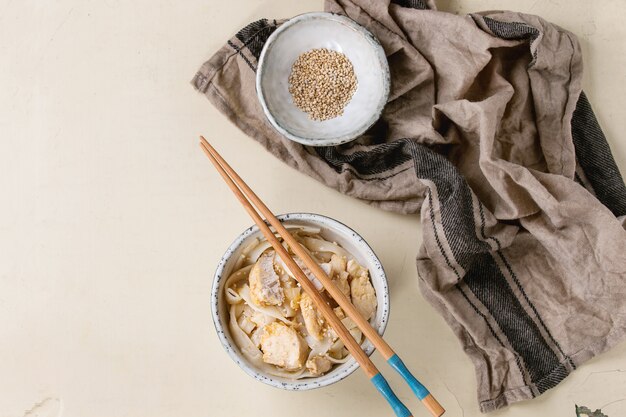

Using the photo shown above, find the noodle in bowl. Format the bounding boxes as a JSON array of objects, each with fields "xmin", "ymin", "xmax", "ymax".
[{"xmin": 211, "ymin": 213, "xmax": 390, "ymax": 390}]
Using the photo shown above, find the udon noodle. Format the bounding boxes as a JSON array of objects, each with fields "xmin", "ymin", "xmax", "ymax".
[{"xmin": 224, "ymin": 225, "xmax": 377, "ymax": 379}]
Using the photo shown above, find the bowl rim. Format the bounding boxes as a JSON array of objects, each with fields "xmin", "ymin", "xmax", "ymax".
[
  {"xmin": 255, "ymin": 12, "xmax": 391, "ymax": 147},
  {"xmin": 211, "ymin": 212, "xmax": 390, "ymax": 390}
]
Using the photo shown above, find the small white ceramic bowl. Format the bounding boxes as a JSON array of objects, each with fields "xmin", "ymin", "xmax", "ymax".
[
  {"xmin": 256, "ymin": 12, "xmax": 390, "ymax": 147},
  {"xmin": 211, "ymin": 213, "xmax": 389, "ymax": 390}
]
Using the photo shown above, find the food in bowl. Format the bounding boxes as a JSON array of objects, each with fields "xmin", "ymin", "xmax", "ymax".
[
  {"xmin": 288, "ymin": 48, "xmax": 358, "ymax": 121},
  {"xmin": 211, "ymin": 213, "xmax": 389, "ymax": 390},
  {"xmin": 256, "ymin": 12, "xmax": 390, "ymax": 146},
  {"xmin": 223, "ymin": 225, "xmax": 377, "ymax": 379}
]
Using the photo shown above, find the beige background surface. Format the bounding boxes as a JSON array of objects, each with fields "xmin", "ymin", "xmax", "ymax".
[{"xmin": 1, "ymin": 1, "xmax": 625, "ymax": 416}]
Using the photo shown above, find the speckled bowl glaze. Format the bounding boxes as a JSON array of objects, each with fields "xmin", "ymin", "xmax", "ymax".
[
  {"xmin": 211, "ymin": 213, "xmax": 390, "ymax": 390},
  {"xmin": 256, "ymin": 12, "xmax": 390, "ymax": 147}
]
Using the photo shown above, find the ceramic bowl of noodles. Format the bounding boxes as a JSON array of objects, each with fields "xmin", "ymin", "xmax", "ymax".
[{"xmin": 211, "ymin": 213, "xmax": 390, "ymax": 390}]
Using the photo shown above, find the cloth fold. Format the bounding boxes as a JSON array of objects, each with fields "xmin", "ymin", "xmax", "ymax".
[{"xmin": 193, "ymin": 0, "xmax": 626, "ymax": 412}]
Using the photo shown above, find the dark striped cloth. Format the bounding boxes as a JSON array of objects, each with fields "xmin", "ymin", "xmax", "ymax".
[{"xmin": 192, "ymin": 0, "xmax": 626, "ymax": 412}]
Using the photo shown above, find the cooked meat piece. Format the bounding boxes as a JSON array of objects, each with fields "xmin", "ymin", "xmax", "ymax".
[
  {"xmin": 283, "ymin": 286, "xmax": 302, "ymax": 311},
  {"xmin": 237, "ymin": 307, "xmax": 256, "ymax": 334},
  {"xmin": 333, "ymin": 306, "xmax": 345, "ymax": 320},
  {"xmin": 332, "ymin": 270, "xmax": 351, "ymax": 299},
  {"xmin": 260, "ymin": 322, "xmax": 308, "ymax": 370},
  {"xmin": 300, "ymin": 292, "xmax": 325, "ymax": 340},
  {"xmin": 249, "ymin": 310, "xmax": 275, "ymax": 329},
  {"xmin": 347, "ymin": 259, "xmax": 368, "ymax": 279},
  {"xmin": 249, "ymin": 251, "xmax": 284, "ymax": 307},
  {"xmin": 329, "ymin": 254, "xmax": 347, "ymax": 275},
  {"xmin": 306, "ymin": 355, "xmax": 332, "ymax": 376},
  {"xmin": 250, "ymin": 326, "xmax": 265, "ymax": 349},
  {"xmin": 294, "ymin": 256, "xmax": 324, "ymax": 290},
  {"xmin": 275, "ymin": 253, "xmax": 325, "ymax": 290},
  {"xmin": 350, "ymin": 274, "xmax": 377, "ymax": 321}
]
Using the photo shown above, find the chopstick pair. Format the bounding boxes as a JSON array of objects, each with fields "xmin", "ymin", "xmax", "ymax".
[{"xmin": 199, "ymin": 136, "xmax": 445, "ymax": 417}]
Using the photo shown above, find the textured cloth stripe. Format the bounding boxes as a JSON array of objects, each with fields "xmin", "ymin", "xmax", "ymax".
[
  {"xmin": 234, "ymin": 19, "xmax": 278, "ymax": 61},
  {"xmin": 481, "ymin": 17, "xmax": 539, "ymax": 63},
  {"xmin": 390, "ymin": 0, "xmax": 430, "ymax": 10},
  {"xmin": 495, "ymin": 251, "xmax": 575, "ymax": 370},
  {"xmin": 315, "ymin": 140, "xmax": 413, "ymax": 176},
  {"xmin": 403, "ymin": 140, "xmax": 565, "ymax": 389},
  {"xmin": 457, "ymin": 285, "xmax": 532, "ymax": 391},
  {"xmin": 407, "ymin": 141, "xmax": 492, "ymax": 270},
  {"xmin": 482, "ymin": 17, "xmax": 540, "ymax": 41},
  {"xmin": 227, "ymin": 40, "xmax": 256, "ymax": 71},
  {"xmin": 571, "ymin": 92, "xmax": 626, "ymax": 217},
  {"xmin": 463, "ymin": 252, "xmax": 564, "ymax": 392}
]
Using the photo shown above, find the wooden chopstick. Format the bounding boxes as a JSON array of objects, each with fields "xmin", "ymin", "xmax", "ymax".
[
  {"xmin": 199, "ymin": 136, "xmax": 445, "ymax": 417},
  {"xmin": 199, "ymin": 139, "xmax": 414, "ymax": 417}
]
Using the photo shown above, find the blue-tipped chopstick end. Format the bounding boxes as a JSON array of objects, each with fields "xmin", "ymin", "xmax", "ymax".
[
  {"xmin": 387, "ymin": 354, "xmax": 430, "ymax": 400},
  {"xmin": 371, "ymin": 373, "xmax": 413, "ymax": 417}
]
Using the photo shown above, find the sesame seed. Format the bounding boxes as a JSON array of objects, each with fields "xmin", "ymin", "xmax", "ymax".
[{"xmin": 288, "ymin": 49, "xmax": 357, "ymax": 121}]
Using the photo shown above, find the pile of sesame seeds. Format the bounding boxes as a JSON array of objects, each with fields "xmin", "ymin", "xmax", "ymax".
[{"xmin": 288, "ymin": 48, "xmax": 358, "ymax": 121}]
